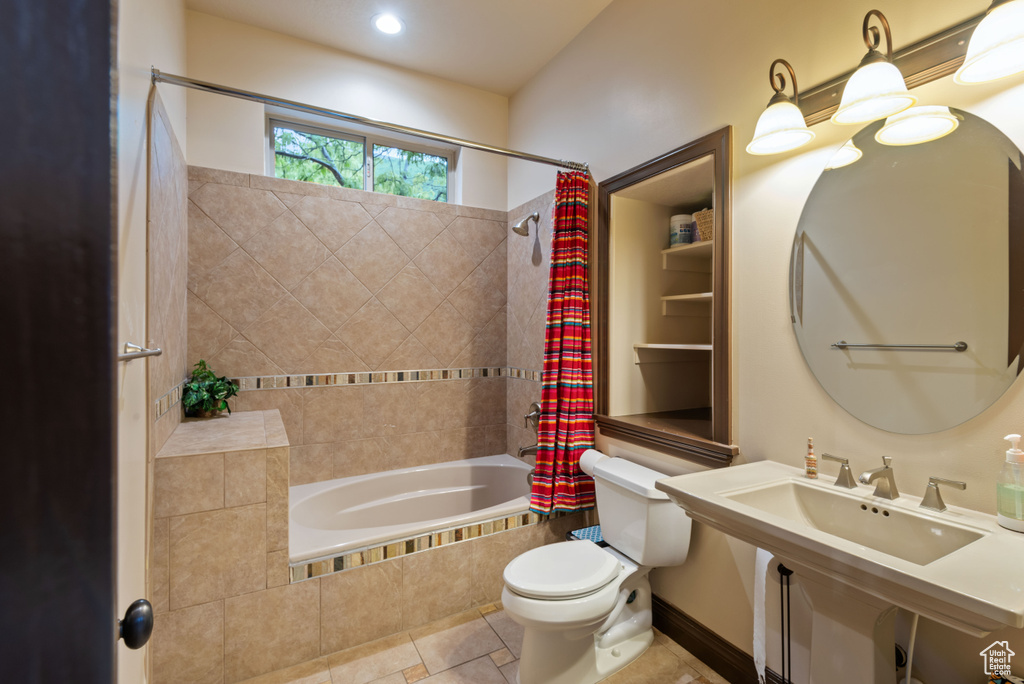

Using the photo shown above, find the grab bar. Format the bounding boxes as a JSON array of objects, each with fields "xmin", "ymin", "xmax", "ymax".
[
  {"xmin": 118, "ymin": 342, "xmax": 163, "ymax": 362},
  {"xmin": 831, "ymin": 340, "xmax": 967, "ymax": 352}
]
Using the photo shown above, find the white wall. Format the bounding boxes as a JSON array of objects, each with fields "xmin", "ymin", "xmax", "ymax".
[
  {"xmin": 117, "ymin": 0, "xmax": 187, "ymax": 681},
  {"xmin": 184, "ymin": 11, "xmax": 509, "ymax": 211},
  {"xmin": 511, "ymin": 0, "xmax": 1024, "ymax": 678}
]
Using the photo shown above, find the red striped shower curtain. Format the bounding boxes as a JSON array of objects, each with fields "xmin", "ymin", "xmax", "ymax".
[{"xmin": 529, "ymin": 170, "xmax": 596, "ymax": 514}]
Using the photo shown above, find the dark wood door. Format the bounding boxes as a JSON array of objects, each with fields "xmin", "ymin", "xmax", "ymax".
[{"xmin": 0, "ymin": 1, "xmax": 117, "ymax": 681}]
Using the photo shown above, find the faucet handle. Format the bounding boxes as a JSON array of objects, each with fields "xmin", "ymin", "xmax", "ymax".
[
  {"xmin": 821, "ymin": 453, "xmax": 857, "ymax": 489},
  {"xmin": 920, "ymin": 476, "xmax": 967, "ymax": 512},
  {"xmin": 882, "ymin": 455, "xmax": 893, "ymax": 468},
  {"xmin": 524, "ymin": 402, "xmax": 541, "ymax": 429}
]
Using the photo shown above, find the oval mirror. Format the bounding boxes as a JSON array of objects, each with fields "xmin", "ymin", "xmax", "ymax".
[{"xmin": 790, "ymin": 109, "xmax": 1024, "ymax": 434}]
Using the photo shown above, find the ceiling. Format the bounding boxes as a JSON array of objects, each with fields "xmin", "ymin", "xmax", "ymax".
[{"xmin": 185, "ymin": 0, "xmax": 615, "ymax": 96}]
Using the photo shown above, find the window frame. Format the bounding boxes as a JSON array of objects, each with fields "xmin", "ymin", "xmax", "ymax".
[{"xmin": 266, "ymin": 115, "xmax": 458, "ymax": 203}]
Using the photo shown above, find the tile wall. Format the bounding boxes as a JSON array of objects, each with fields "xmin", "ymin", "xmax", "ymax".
[{"xmin": 185, "ymin": 167, "xmax": 513, "ymax": 484}]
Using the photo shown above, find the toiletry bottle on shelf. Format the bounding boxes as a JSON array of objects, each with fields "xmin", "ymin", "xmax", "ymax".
[
  {"xmin": 805, "ymin": 438, "xmax": 817, "ymax": 479},
  {"xmin": 998, "ymin": 433, "xmax": 1024, "ymax": 532}
]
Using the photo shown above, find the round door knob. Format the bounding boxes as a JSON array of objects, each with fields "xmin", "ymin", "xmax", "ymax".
[{"xmin": 118, "ymin": 599, "xmax": 154, "ymax": 649}]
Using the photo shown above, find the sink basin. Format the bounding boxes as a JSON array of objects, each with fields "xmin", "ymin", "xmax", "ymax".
[
  {"xmin": 656, "ymin": 461, "xmax": 1024, "ymax": 636},
  {"xmin": 722, "ymin": 479, "xmax": 984, "ymax": 565}
]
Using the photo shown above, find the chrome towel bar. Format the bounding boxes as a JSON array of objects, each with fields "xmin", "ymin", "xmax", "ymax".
[
  {"xmin": 831, "ymin": 340, "xmax": 967, "ymax": 352},
  {"xmin": 118, "ymin": 342, "xmax": 163, "ymax": 362}
]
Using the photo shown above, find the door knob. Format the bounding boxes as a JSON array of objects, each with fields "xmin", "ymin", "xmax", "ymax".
[{"xmin": 118, "ymin": 599, "xmax": 154, "ymax": 649}]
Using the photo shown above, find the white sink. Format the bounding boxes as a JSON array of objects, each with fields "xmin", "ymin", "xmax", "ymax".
[{"xmin": 655, "ymin": 461, "xmax": 1024, "ymax": 637}]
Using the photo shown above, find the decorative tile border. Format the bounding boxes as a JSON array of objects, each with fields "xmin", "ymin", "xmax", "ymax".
[
  {"xmin": 153, "ymin": 366, "xmax": 543, "ymax": 420},
  {"xmin": 154, "ymin": 380, "xmax": 186, "ymax": 421},
  {"xmin": 290, "ymin": 508, "xmax": 569, "ymax": 583}
]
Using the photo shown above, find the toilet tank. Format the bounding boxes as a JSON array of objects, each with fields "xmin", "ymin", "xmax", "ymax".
[{"xmin": 592, "ymin": 458, "xmax": 692, "ymax": 567}]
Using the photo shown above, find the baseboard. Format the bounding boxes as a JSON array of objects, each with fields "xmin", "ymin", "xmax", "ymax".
[{"xmin": 652, "ymin": 595, "xmax": 787, "ymax": 684}]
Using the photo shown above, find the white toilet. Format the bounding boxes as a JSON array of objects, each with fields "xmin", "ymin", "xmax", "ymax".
[{"xmin": 501, "ymin": 452, "xmax": 693, "ymax": 684}]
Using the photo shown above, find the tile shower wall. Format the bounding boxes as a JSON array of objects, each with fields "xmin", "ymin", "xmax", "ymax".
[
  {"xmin": 149, "ymin": 93, "xmax": 190, "ymax": 453},
  {"xmin": 186, "ymin": 166, "xmax": 510, "ymax": 484},
  {"xmin": 506, "ymin": 191, "xmax": 555, "ymax": 459}
]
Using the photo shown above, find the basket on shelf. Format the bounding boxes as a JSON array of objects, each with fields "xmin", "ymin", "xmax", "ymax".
[{"xmin": 694, "ymin": 208, "xmax": 714, "ymax": 241}]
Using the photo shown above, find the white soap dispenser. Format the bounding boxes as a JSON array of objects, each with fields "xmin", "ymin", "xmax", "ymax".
[{"xmin": 997, "ymin": 433, "xmax": 1024, "ymax": 532}]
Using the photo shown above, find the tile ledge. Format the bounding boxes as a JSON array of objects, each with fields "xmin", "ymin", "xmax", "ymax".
[{"xmin": 156, "ymin": 410, "xmax": 289, "ymax": 458}]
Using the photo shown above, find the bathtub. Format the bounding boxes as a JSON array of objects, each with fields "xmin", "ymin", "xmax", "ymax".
[{"xmin": 289, "ymin": 453, "xmax": 533, "ymax": 564}]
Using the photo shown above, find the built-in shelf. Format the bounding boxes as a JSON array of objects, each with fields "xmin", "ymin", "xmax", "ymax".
[
  {"xmin": 662, "ymin": 240, "xmax": 713, "ymax": 270},
  {"xmin": 633, "ymin": 343, "xmax": 713, "ymax": 364},
  {"xmin": 661, "ymin": 292, "xmax": 713, "ymax": 316}
]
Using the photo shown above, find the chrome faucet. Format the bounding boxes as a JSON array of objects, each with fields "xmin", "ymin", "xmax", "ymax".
[
  {"xmin": 858, "ymin": 456, "xmax": 899, "ymax": 499},
  {"xmin": 517, "ymin": 444, "xmax": 538, "ymax": 459},
  {"xmin": 820, "ymin": 453, "xmax": 857, "ymax": 489},
  {"xmin": 920, "ymin": 476, "xmax": 967, "ymax": 512}
]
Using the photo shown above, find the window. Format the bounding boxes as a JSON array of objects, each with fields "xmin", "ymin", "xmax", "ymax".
[{"xmin": 270, "ymin": 119, "xmax": 452, "ymax": 202}]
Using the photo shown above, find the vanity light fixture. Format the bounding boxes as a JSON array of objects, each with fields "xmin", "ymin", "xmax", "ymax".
[
  {"xmin": 824, "ymin": 140, "xmax": 863, "ymax": 170},
  {"xmin": 746, "ymin": 59, "xmax": 816, "ymax": 155},
  {"xmin": 832, "ymin": 10, "xmax": 916, "ymax": 125},
  {"xmin": 372, "ymin": 13, "xmax": 404, "ymax": 35},
  {"xmin": 954, "ymin": 0, "xmax": 1024, "ymax": 84},
  {"xmin": 875, "ymin": 105, "xmax": 961, "ymax": 146}
]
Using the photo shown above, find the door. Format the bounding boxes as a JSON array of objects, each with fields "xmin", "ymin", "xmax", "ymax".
[{"xmin": 1, "ymin": 1, "xmax": 117, "ymax": 681}]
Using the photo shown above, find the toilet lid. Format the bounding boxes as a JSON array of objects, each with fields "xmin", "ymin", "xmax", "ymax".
[{"xmin": 503, "ymin": 540, "xmax": 622, "ymax": 599}]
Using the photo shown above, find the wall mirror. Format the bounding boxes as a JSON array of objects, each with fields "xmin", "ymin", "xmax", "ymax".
[
  {"xmin": 595, "ymin": 127, "xmax": 736, "ymax": 466},
  {"xmin": 790, "ymin": 109, "xmax": 1024, "ymax": 434}
]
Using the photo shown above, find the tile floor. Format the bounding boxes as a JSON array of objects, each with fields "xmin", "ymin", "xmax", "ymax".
[{"xmin": 238, "ymin": 602, "xmax": 730, "ymax": 684}]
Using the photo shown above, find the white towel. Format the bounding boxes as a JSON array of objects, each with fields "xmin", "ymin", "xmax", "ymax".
[{"xmin": 753, "ymin": 548, "xmax": 773, "ymax": 684}]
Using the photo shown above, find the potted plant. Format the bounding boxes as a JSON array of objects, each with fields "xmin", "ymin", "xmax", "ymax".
[{"xmin": 182, "ymin": 360, "xmax": 239, "ymax": 418}]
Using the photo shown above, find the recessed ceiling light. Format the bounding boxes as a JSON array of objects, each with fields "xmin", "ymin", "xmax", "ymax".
[{"xmin": 373, "ymin": 13, "xmax": 404, "ymax": 35}]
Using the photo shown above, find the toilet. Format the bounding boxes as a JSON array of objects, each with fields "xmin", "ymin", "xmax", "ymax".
[{"xmin": 501, "ymin": 452, "xmax": 693, "ymax": 684}]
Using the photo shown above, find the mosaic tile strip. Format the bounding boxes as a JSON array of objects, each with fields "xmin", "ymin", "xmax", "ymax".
[
  {"xmin": 506, "ymin": 367, "xmax": 542, "ymax": 382},
  {"xmin": 289, "ymin": 509, "xmax": 569, "ymax": 583},
  {"xmin": 233, "ymin": 366, "xmax": 541, "ymax": 392},
  {"xmin": 154, "ymin": 380, "xmax": 186, "ymax": 421}
]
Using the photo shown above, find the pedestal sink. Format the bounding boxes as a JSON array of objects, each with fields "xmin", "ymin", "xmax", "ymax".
[{"xmin": 655, "ymin": 461, "xmax": 1024, "ymax": 683}]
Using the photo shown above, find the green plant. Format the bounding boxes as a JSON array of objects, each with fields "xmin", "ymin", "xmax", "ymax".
[{"xmin": 182, "ymin": 360, "xmax": 239, "ymax": 417}]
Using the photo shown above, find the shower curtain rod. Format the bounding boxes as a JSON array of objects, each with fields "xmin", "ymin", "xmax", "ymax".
[{"xmin": 151, "ymin": 70, "xmax": 590, "ymax": 173}]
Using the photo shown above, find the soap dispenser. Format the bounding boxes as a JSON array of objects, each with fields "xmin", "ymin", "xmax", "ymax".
[{"xmin": 997, "ymin": 434, "xmax": 1024, "ymax": 532}]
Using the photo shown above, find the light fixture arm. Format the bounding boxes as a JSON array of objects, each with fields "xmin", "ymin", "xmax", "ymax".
[
  {"xmin": 769, "ymin": 58, "xmax": 800, "ymax": 106},
  {"xmin": 861, "ymin": 9, "xmax": 894, "ymax": 64}
]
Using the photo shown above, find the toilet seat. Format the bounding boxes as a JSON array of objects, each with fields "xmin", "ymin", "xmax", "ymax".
[{"xmin": 503, "ymin": 540, "xmax": 622, "ymax": 600}]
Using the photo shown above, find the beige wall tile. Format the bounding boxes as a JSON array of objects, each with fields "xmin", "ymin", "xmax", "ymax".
[
  {"xmin": 241, "ymin": 211, "xmax": 330, "ymax": 290},
  {"xmin": 448, "ymin": 265, "xmax": 506, "ymax": 332},
  {"xmin": 168, "ymin": 504, "xmax": 267, "ymax": 609},
  {"xmin": 332, "ymin": 438, "xmax": 390, "ymax": 479},
  {"xmin": 271, "ymin": 191, "xmax": 305, "ymax": 208},
  {"xmin": 470, "ymin": 524, "xmax": 547, "ymax": 606},
  {"xmin": 362, "ymin": 383, "xmax": 418, "ymax": 438},
  {"xmin": 291, "ymin": 258, "xmax": 371, "ymax": 333},
  {"xmin": 413, "ymin": 231, "xmax": 476, "ymax": 297},
  {"xmin": 152, "ymin": 517, "xmax": 170, "ymax": 615},
  {"xmin": 188, "ymin": 200, "xmax": 239, "ymax": 282},
  {"xmin": 465, "ymin": 378, "xmax": 506, "ymax": 427},
  {"xmin": 154, "ymin": 411, "xmax": 180, "ymax": 458},
  {"xmin": 302, "ymin": 386, "xmax": 363, "ymax": 445},
  {"xmin": 234, "ymin": 391, "xmax": 302, "ymax": 448},
  {"xmin": 384, "ymin": 431, "xmax": 443, "ymax": 470},
  {"xmin": 289, "ymin": 444, "xmax": 335, "ymax": 485},
  {"xmin": 447, "ymin": 216, "xmax": 506, "ymax": 265},
  {"xmin": 250, "ymin": 173, "xmax": 328, "ymax": 197},
  {"xmin": 225, "ymin": 449, "xmax": 267, "ymax": 507},
  {"xmin": 336, "ymin": 221, "xmax": 409, "ymax": 294},
  {"xmin": 266, "ymin": 447, "xmax": 289, "ymax": 552},
  {"xmin": 208, "ymin": 337, "xmax": 285, "ymax": 379},
  {"xmin": 325, "ymin": 633, "xmax": 421, "ymax": 684},
  {"xmin": 154, "ymin": 453, "xmax": 224, "ymax": 519},
  {"xmin": 266, "ymin": 549, "xmax": 290, "ymax": 589},
  {"xmin": 376, "ymin": 265, "xmax": 443, "ymax": 331},
  {"xmin": 242, "ymin": 295, "xmax": 332, "ymax": 372},
  {"xmin": 320, "ymin": 559, "xmax": 403, "ymax": 654},
  {"xmin": 402, "ymin": 543, "xmax": 473, "ymax": 630},
  {"xmin": 192, "ymin": 250, "xmax": 288, "ymax": 331},
  {"xmin": 290, "ymin": 196, "xmax": 372, "ymax": 252},
  {"xmin": 412, "ymin": 302, "xmax": 475, "ymax": 367},
  {"xmin": 337, "ymin": 298, "xmax": 411, "ymax": 370},
  {"xmin": 152, "ymin": 600, "xmax": 224, "ymax": 684},
  {"xmin": 376, "ymin": 206, "xmax": 446, "ymax": 259},
  {"xmin": 191, "ymin": 183, "xmax": 287, "ymax": 243},
  {"xmin": 297, "ymin": 337, "xmax": 369, "ymax": 374},
  {"xmin": 189, "ymin": 166, "xmax": 249, "ymax": 187},
  {"xmin": 188, "ymin": 291, "xmax": 238, "ymax": 364},
  {"xmin": 451, "ymin": 310, "xmax": 506, "ymax": 369},
  {"xmin": 378, "ymin": 337, "xmax": 441, "ymax": 371},
  {"xmin": 224, "ymin": 580, "xmax": 321, "ymax": 683}
]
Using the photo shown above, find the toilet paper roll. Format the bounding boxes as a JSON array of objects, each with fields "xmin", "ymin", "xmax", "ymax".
[
  {"xmin": 579, "ymin": 448, "xmax": 610, "ymax": 476},
  {"xmin": 753, "ymin": 547, "xmax": 773, "ymax": 684}
]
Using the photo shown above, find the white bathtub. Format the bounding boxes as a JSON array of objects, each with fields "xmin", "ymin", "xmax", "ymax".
[{"xmin": 289, "ymin": 453, "xmax": 533, "ymax": 563}]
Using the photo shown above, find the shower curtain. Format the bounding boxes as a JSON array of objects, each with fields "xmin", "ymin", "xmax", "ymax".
[{"xmin": 530, "ymin": 170, "xmax": 596, "ymax": 514}]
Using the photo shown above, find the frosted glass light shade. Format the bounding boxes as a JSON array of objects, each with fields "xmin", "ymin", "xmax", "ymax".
[
  {"xmin": 824, "ymin": 140, "xmax": 863, "ymax": 170},
  {"xmin": 875, "ymin": 106, "xmax": 960, "ymax": 146},
  {"xmin": 746, "ymin": 100, "xmax": 816, "ymax": 155},
  {"xmin": 955, "ymin": 0, "xmax": 1024, "ymax": 84},
  {"xmin": 831, "ymin": 61, "xmax": 916, "ymax": 125}
]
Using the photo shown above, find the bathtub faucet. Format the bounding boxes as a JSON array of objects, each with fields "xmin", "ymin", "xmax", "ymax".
[{"xmin": 517, "ymin": 444, "xmax": 538, "ymax": 459}]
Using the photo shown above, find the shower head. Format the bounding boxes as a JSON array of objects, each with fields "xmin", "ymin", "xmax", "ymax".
[{"xmin": 512, "ymin": 212, "xmax": 540, "ymax": 236}]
